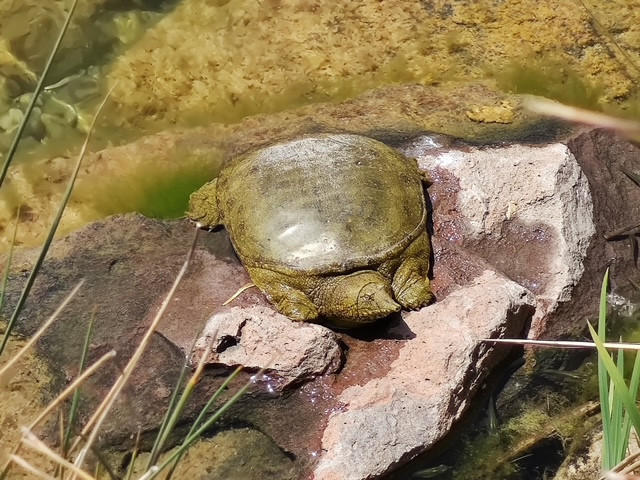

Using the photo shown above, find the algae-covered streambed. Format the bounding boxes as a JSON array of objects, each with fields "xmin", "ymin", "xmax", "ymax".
[{"xmin": 1, "ymin": 0, "xmax": 640, "ymax": 479}]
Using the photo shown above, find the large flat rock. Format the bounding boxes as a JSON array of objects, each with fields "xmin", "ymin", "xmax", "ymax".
[
  {"xmin": 314, "ymin": 271, "xmax": 533, "ymax": 480},
  {"xmin": 406, "ymin": 137, "xmax": 596, "ymax": 338}
]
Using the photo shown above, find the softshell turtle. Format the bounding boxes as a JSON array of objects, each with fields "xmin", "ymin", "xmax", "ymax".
[{"xmin": 188, "ymin": 134, "xmax": 432, "ymax": 328}]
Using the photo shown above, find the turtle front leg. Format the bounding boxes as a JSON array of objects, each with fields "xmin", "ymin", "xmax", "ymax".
[
  {"xmin": 391, "ymin": 231, "xmax": 433, "ymax": 310},
  {"xmin": 247, "ymin": 267, "xmax": 319, "ymax": 321}
]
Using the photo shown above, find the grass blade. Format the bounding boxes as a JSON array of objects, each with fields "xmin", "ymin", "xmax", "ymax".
[
  {"xmin": 20, "ymin": 428, "xmax": 95, "ymax": 480},
  {"xmin": 0, "ymin": 349, "xmax": 116, "ymax": 480},
  {"xmin": 577, "ymin": 0, "xmax": 640, "ymax": 77},
  {"xmin": 147, "ymin": 333, "xmax": 216, "ymax": 468},
  {"xmin": 164, "ymin": 367, "xmax": 247, "ymax": 477},
  {"xmin": 63, "ymin": 307, "xmax": 97, "ymax": 455},
  {"xmin": 630, "ymin": 235, "xmax": 638, "ymax": 268},
  {"xmin": 146, "ymin": 362, "xmax": 190, "ymax": 467},
  {"xmin": 0, "ymin": 0, "xmax": 80, "ymax": 188},
  {"xmin": 605, "ymin": 223, "xmax": 640, "ymax": 241},
  {"xmin": 588, "ymin": 322, "xmax": 640, "ymax": 470},
  {"xmin": 146, "ymin": 326, "xmax": 217, "ymax": 468},
  {"xmin": 611, "ymin": 346, "xmax": 624, "ymax": 463},
  {"xmin": 0, "ymin": 208, "xmax": 20, "ymax": 312},
  {"xmin": 70, "ymin": 229, "xmax": 199, "ymax": 472},
  {"xmin": 480, "ymin": 338, "xmax": 640, "ymax": 350},
  {"xmin": 142, "ymin": 369, "xmax": 260, "ymax": 480},
  {"xmin": 597, "ymin": 269, "xmax": 612, "ymax": 469},
  {"xmin": 618, "ymin": 351, "xmax": 640, "ymax": 463},
  {"xmin": 0, "ymin": 281, "xmax": 84, "ymax": 381},
  {"xmin": 125, "ymin": 428, "xmax": 142, "ymax": 480},
  {"xmin": 182, "ymin": 365, "xmax": 244, "ymax": 441},
  {"xmin": 621, "ymin": 167, "xmax": 640, "ymax": 189},
  {"xmin": 8, "ymin": 455, "xmax": 57, "ymax": 480}
]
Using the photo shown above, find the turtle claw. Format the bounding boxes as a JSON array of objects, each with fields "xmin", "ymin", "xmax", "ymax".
[
  {"xmin": 320, "ymin": 271, "xmax": 400, "ymax": 324},
  {"xmin": 394, "ymin": 277, "xmax": 433, "ymax": 309},
  {"xmin": 355, "ymin": 280, "xmax": 400, "ymax": 318}
]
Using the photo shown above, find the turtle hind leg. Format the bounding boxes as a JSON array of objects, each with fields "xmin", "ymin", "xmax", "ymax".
[
  {"xmin": 392, "ymin": 231, "xmax": 433, "ymax": 310},
  {"xmin": 247, "ymin": 267, "xmax": 319, "ymax": 322},
  {"xmin": 314, "ymin": 271, "xmax": 400, "ymax": 326}
]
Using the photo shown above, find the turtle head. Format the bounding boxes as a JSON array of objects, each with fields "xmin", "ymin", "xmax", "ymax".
[
  {"xmin": 321, "ymin": 271, "xmax": 401, "ymax": 328},
  {"xmin": 187, "ymin": 179, "xmax": 221, "ymax": 229}
]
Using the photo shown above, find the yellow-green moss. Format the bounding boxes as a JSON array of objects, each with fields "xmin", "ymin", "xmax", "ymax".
[{"xmin": 106, "ymin": 0, "xmax": 640, "ymax": 131}]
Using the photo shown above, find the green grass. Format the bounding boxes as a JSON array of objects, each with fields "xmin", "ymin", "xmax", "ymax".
[{"xmin": 589, "ymin": 269, "xmax": 640, "ymax": 471}]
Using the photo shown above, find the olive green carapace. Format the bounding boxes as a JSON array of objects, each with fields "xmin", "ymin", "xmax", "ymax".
[{"xmin": 188, "ymin": 134, "xmax": 433, "ymax": 328}]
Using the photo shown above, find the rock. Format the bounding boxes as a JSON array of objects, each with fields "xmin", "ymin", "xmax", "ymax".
[
  {"xmin": 549, "ymin": 425, "xmax": 602, "ymax": 480},
  {"xmin": 403, "ymin": 136, "xmax": 596, "ymax": 338},
  {"xmin": 193, "ymin": 306, "xmax": 343, "ymax": 388},
  {"xmin": 314, "ymin": 271, "xmax": 534, "ymax": 480},
  {"xmin": 0, "ymin": 214, "xmax": 255, "ymax": 449},
  {"xmin": 411, "ymin": 129, "xmax": 640, "ymax": 340},
  {"xmin": 555, "ymin": 130, "xmax": 640, "ymax": 339},
  {"xmin": 0, "ymin": 213, "xmax": 533, "ymax": 478},
  {"xmin": 0, "ymin": 213, "xmax": 340, "ymax": 468}
]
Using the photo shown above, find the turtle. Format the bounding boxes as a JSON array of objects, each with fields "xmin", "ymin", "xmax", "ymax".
[{"xmin": 187, "ymin": 133, "xmax": 433, "ymax": 328}]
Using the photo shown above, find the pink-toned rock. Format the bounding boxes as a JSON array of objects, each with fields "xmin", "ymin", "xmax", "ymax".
[
  {"xmin": 193, "ymin": 306, "xmax": 343, "ymax": 388},
  {"xmin": 404, "ymin": 135, "xmax": 596, "ymax": 339},
  {"xmin": 313, "ymin": 271, "xmax": 534, "ymax": 480}
]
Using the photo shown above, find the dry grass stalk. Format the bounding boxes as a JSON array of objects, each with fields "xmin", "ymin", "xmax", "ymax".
[
  {"xmin": 482, "ymin": 338, "xmax": 640, "ymax": 351},
  {"xmin": 0, "ymin": 349, "xmax": 116, "ymax": 477},
  {"xmin": 523, "ymin": 96, "xmax": 640, "ymax": 141},
  {"xmin": 8, "ymin": 455, "xmax": 56, "ymax": 480},
  {"xmin": 0, "ymin": 281, "xmax": 84, "ymax": 381},
  {"xmin": 19, "ymin": 428, "xmax": 95, "ymax": 480}
]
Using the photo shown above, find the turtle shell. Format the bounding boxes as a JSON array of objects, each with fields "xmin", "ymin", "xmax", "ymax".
[{"xmin": 217, "ymin": 134, "xmax": 427, "ymax": 274}]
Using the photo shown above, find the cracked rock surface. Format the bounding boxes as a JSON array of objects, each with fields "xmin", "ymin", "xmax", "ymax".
[{"xmin": 192, "ymin": 306, "xmax": 343, "ymax": 388}]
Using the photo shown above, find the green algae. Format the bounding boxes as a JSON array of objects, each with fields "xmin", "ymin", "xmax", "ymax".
[
  {"xmin": 3, "ymin": 0, "xmax": 640, "ymax": 163},
  {"xmin": 441, "ymin": 392, "xmax": 597, "ymax": 480},
  {"xmin": 73, "ymin": 150, "xmax": 223, "ymax": 220},
  {"xmin": 104, "ymin": 0, "xmax": 640, "ymax": 132}
]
